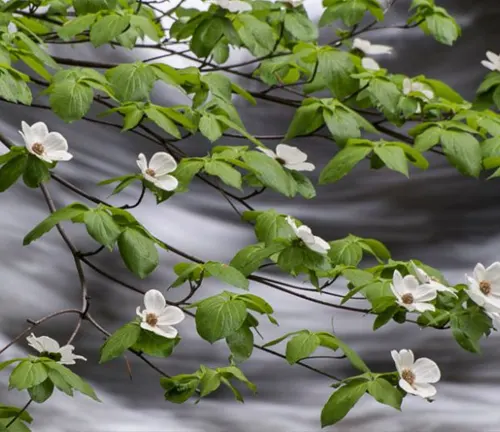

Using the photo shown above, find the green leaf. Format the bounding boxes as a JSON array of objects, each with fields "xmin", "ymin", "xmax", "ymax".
[
  {"xmin": 106, "ymin": 62, "xmax": 155, "ymax": 102},
  {"xmin": 286, "ymin": 332, "xmax": 320, "ymax": 364},
  {"xmin": 422, "ymin": 78, "xmax": 463, "ymax": 103},
  {"xmin": 172, "ymin": 159, "xmax": 204, "ymax": 192},
  {"xmin": 43, "ymin": 361, "xmax": 99, "ymax": 401},
  {"xmin": 15, "ymin": 32, "xmax": 58, "ymax": 69},
  {"xmin": 9, "ymin": 361, "xmax": 48, "ymax": 390},
  {"xmin": 373, "ymin": 306, "xmax": 398, "ymax": 330},
  {"xmin": 204, "ymin": 261, "xmax": 249, "ymax": 290},
  {"xmin": 440, "ymin": 130, "xmax": 481, "ymax": 177},
  {"xmin": 160, "ymin": 375, "xmax": 200, "ymax": 403},
  {"xmin": 425, "ymin": 12, "xmax": 460, "ymax": 46},
  {"xmin": 285, "ymin": 102, "xmax": 324, "ymax": 139},
  {"xmin": 84, "ymin": 209, "xmax": 122, "ymax": 247},
  {"xmin": 368, "ymin": 78, "xmax": 401, "ymax": 114},
  {"xmin": 374, "ymin": 145, "xmax": 409, "ymax": 177},
  {"xmin": 236, "ymin": 293, "xmax": 274, "ymax": 315},
  {"xmin": 226, "ymin": 326, "xmax": 254, "ymax": 363},
  {"xmin": 450, "ymin": 308, "xmax": 491, "ymax": 353},
  {"xmin": 74, "ymin": 0, "xmax": 117, "ymax": 14},
  {"xmin": 58, "ymin": 14, "xmax": 97, "ymax": 40},
  {"xmin": 0, "ymin": 405, "xmax": 32, "ymax": 423},
  {"xmin": 230, "ymin": 243, "xmax": 285, "ymax": 276},
  {"xmin": 23, "ymin": 203, "xmax": 89, "ymax": 245},
  {"xmin": 199, "ymin": 368, "xmax": 221, "ymax": 397},
  {"xmin": 133, "ymin": 330, "xmax": 180, "ymax": 357},
  {"xmin": 235, "ymin": 15, "xmax": 276, "ymax": 57},
  {"xmin": 367, "ymin": 378, "xmax": 402, "ymax": 410},
  {"xmin": 28, "ymin": 379, "xmax": 54, "ymax": 403},
  {"xmin": 284, "ymin": 11, "xmax": 318, "ymax": 42},
  {"xmin": 90, "ymin": 14, "xmax": 130, "ymax": 47},
  {"xmin": 145, "ymin": 107, "xmax": 181, "ymax": 138},
  {"xmin": 328, "ymin": 238, "xmax": 363, "ymax": 266},
  {"xmin": 290, "ymin": 171, "xmax": 316, "ymax": 199},
  {"xmin": 191, "ymin": 17, "xmax": 225, "ymax": 58},
  {"xmin": 117, "ymin": 227, "xmax": 159, "ymax": 278},
  {"xmin": 199, "ymin": 114, "xmax": 223, "ymax": 142},
  {"xmin": 242, "ymin": 150, "xmax": 295, "ymax": 197},
  {"xmin": 196, "ymin": 295, "xmax": 248, "ymax": 343},
  {"xmin": 335, "ymin": 337, "xmax": 370, "ymax": 373},
  {"xmin": 320, "ymin": 146, "xmax": 371, "ymax": 184},
  {"xmin": 0, "ymin": 154, "xmax": 27, "ymax": 192},
  {"xmin": 254, "ymin": 210, "xmax": 293, "ymax": 245},
  {"xmin": 22, "ymin": 154, "xmax": 50, "ymax": 189},
  {"xmin": 204, "ymin": 160, "xmax": 242, "ymax": 190},
  {"xmin": 0, "ymin": 69, "xmax": 32, "ymax": 105},
  {"xmin": 231, "ymin": 82, "xmax": 256, "ymax": 105},
  {"xmin": 49, "ymin": 79, "xmax": 93, "ymax": 122},
  {"xmin": 414, "ymin": 126, "xmax": 442, "ymax": 151},
  {"xmin": 321, "ymin": 380, "xmax": 369, "ymax": 427},
  {"xmin": 130, "ymin": 15, "xmax": 161, "ymax": 42},
  {"xmin": 360, "ymin": 238, "xmax": 391, "ymax": 261},
  {"xmin": 99, "ymin": 322, "xmax": 141, "ymax": 363},
  {"xmin": 315, "ymin": 49, "xmax": 357, "ymax": 99}
]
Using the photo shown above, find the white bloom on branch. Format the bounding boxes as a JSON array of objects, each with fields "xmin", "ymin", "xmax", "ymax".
[
  {"xmin": 136, "ymin": 290, "xmax": 185, "ymax": 339},
  {"xmin": 286, "ymin": 216, "xmax": 330, "ymax": 255},
  {"xmin": 481, "ymin": 51, "xmax": 500, "ymax": 72},
  {"xmin": 19, "ymin": 121, "xmax": 73, "ymax": 163},
  {"xmin": 213, "ymin": 0, "xmax": 252, "ymax": 12},
  {"xmin": 465, "ymin": 262, "xmax": 500, "ymax": 312},
  {"xmin": 137, "ymin": 152, "xmax": 178, "ymax": 192},
  {"xmin": 257, "ymin": 144, "xmax": 315, "ymax": 171},
  {"xmin": 411, "ymin": 262, "xmax": 457, "ymax": 296},
  {"xmin": 27, "ymin": 333, "xmax": 86, "ymax": 365},
  {"xmin": 402, "ymin": 78, "xmax": 434, "ymax": 100},
  {"xmin": 391, "ymin": 349, "xmax": 441, "ymax": 399},
  {"xmin": 352, "ymin": 38, "xmax": 393, "ymax": 55},
  {"xmin": 361, "ymin": 57, "xmax": 380, "ymax": 71},
  {"xmin": 390, "ymin": 270, "xmax": 436, "ymax": 313},
  {"xmin": 485, "ymin": 305, "xmax": 500, "ymax": 330}
]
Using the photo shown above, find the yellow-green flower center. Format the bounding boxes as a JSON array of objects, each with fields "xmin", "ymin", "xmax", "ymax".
[
  {"xmin": 146, "ymin": 312, "xmax": 158, "ymax": 326},
  {"xmin": 401, "ymin": 293, "xmax": 414, "ymax": 304}
]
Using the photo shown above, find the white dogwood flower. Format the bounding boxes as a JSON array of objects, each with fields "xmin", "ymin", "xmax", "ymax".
[
  {"xmin": 411, "ymin": 262, "xmax": 457, "ymax": 296},
  {"xmin": 27, "ymin": 334, "xmax": 86, "ymax": 365},
  {"xmin": 362, "ymin": 57, "xmax": 380, "ymax": 71},
  {"xmin": 481, "ymin": 51, "xmax": 500, "ymax": 72},
  {"xmin": 19, "ymin": 121, "xmax": 72, "ymax": 163},
  {"xmin": 286, "ymin": 216, "xmax": 330, "ymax": 255},
  {"xmin": 391, "ymin": 349, "xmax": 441, "ymax": 399},
  {"xmin": 137, "ymin": 152, "xmax": 178, "ymax": 192},
  {"xmin": 352, "ymin": 38, "xmax": 392, "ymax": 55},
  {"xmin": 402, "ymin": 78, "xmax": 434, "ymax": 100},
  {"xmin": 213, "ymin": 0, "xmax": 252, "ymax": 12},
  {"xmin": 136, "ymin": 290, "xmax": 185, "ymax": 339},
  {"xmin": 257, "ymin": 144, "xmax": 315, "ymax": 171},
  {"xmin": 466, "ymin": 262, "xmax": 500, "ymax": 312},
  {"xmin": 390, "ymin": 270, "xmax": 436, "ymax": 313}
]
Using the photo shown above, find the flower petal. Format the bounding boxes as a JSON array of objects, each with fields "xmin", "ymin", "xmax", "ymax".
[
  {"xmin": 466, "ymin": 288, "xmax": 487, "ymax": 307},
  {"xmin": 28, "ymin": 335, "xmax": 60, "ymax": 353},
  {"xmin": 402, "ymin": 274, "xmax": 420, "ymax": 293},
  {"xmin": 402, "ymin": 78, "xmax": 412, "ymax": 95},
  {"xmin": 482, "ymin": 60, "xmax": 496, "ymax": 71},
  {"xmin": 366, "ymin": 44, "xmax": 393, "ymax": 55},
  {"xmin": 361, "ymin": 57, "xmax": 380, "ymax": 71},
  {"xmin": 42, "ymin": 132, "xmax": 68, "ymax": 152},
  {"xmin": 136, "ymin": 306, "xmax": 144, "ymax": 319},
  {"xmin": 29, "ymin": 122, "xmax": 49, "ymax": 143},
  {"xmin": 411, "ymin": 262, "xmax": 429, "ymax": 284},
  {"xmin": 486, "ymin": 51, "xmax": 499, "ymax": 64},
  {"xmin": 485, "ymin": 262, "xmax": 500, "ymax": 282},
  {"xmin": 414, "ymin": 302, "xmax": 435, "ymax": 313},
  {"xmin": 149, "ymin": 152, "xmax": 177, "ymax": 176},
  {"xmin": 296, "ymin": 225, "xmax": 315, "ymax": 244},
  {"xmin": 412, "ymin": 382, "xmax": 437, "ymax": 399},
  {"xmin": 352, "ymin": 38, "xmax": 370, "ymax": 53},
  {"xmin": 153, "ymin": 324, "xmax": 178, "ymax": 339},
  {"xmin": 276, "ymin": 144, "xmax": 308, "ymax": 164},
  {"xmin": 391, "ymin": 350, "xmax": 402, "ymax": 373},
  {"xmin": 413, "ymin": 357, "xmax": 441, "ymax": 383},
  {"xmin": 306, "ymin": 237, "xmax": 330, "ymax": 255},
  {"xmin": 413, "ymin": 285, "xmax": 437, "ymax": 302},
  {"xmin": 473, "ymin": 263, "xmax": 486, "ymax": 282},
  {"xmin": 225, "ymin": 0, "xmax": 252, "ymax": 12},
  {"xmin": 143, "ymin": 289, "xmax": 166, "ymax": 313},
  {"xmin": 422, "ymin": 89, "xmax": 434, "ymax": 100},
  {"xmin": 158, "ymin": 306, "xmax": 185, "ymax": 326},
  {"xmin": 391, "ymin": 270, "xmax": 405, "ymax": 295},
  {"xmin": 26, "ymin": 333, "xmax": 45, "ymax": 353},
  {"xmin": 257, "ymin": 147, "xmax": 277, "ymax": 159},
  {"xmin": 285, "ymin": 162, "xmax": 315, "ymax": 172},
  {"xmin": 398, "ymin": 377, "xmax": 417, "ymax": 395},
  {"xmin": 286, "ymin": 216, "xmax": 300, "ymax": 237},
  {"xmin": 47, "ymin": 151, "xmax": 73, "ymax": 162},
  {"xmin": 137, "ymin": 153, "xmax": 148, "ymax": 173},
  {"xmin": 57, "ymin": 345, "xmax": 87, "ymax": 364},
  {"xmin": 394, "ymin": 349, "xmax": 414, "ymax": 370},
  {"xmin": 154, "ymin": 175, "xmax": 178, "ymax": 192}
]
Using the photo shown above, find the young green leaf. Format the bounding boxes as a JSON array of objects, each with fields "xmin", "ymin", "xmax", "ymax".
[
  {"xmin": 9, "ymin": 360, "xmax": 48, "ymax": 390},
  {"xmin": 28, "ymin": 379, "xmax": 54, "ymax": 403},
  {"xmin": 132, "ymin": 330, "xmax": 180, "ymax": 357},
  {"xmin": 320, "ymin": 145, "xmax": 372, "ymax": 184},
  {"xmin": 204, "ymin": 261, "xmax": 249, "ymax": 290},
  {"xmin": 367, "ymin": 377, "xmax": 403, "ymax": 410},
  {"xmin": 321, "ymin": 380, "xmax": 369, "ymax": 427},
  {"xmin": 99, "ymin": 322, "xmax": 141, "ymax": 363},
  {"xmin": 286, "ymin": 331, "xmax": 320, "ymax": 364},
  {"xmin": 22, "ymin": 154, "xmax": 50, "ymax": 189},
  {"xmin": 195, "ymin": 295, "xmax": 247, "ymax": 343},
  {"xmin": 23, "ymin": 203, "xmax": 90, "ymax": 245},
  {"xmin": 43, "ymin": 361, "xmax": 99, "ymax": 401},
  {"xmin": 226, "ymin": 326, "xmax": 254, "ymax": 363},
  {"xmin": 117, "ymin": 227, "xmax": 159, "ymax": 278},
  {"xmin": 0, "ymin": 153, "xmax": 27, "ymax": 192},
  {"xmin": 374, "ymin": 145, "xmax": 409, "ymax": 177},
  {"xmin": 204, "ymin": 160, "xmax": 242, "ymax": 190},
  {"xmin": 84, "ymin": 209, "xmax": 122, "ymax": 247},
  {"xmin": 440, "ymin": 130, "xmax": 481, "ymax": 177}
]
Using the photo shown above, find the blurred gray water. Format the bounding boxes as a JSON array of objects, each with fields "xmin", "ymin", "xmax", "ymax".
[{"xmin": 2, "ymin": 1, "xmax": 500, "ymax": 431}]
